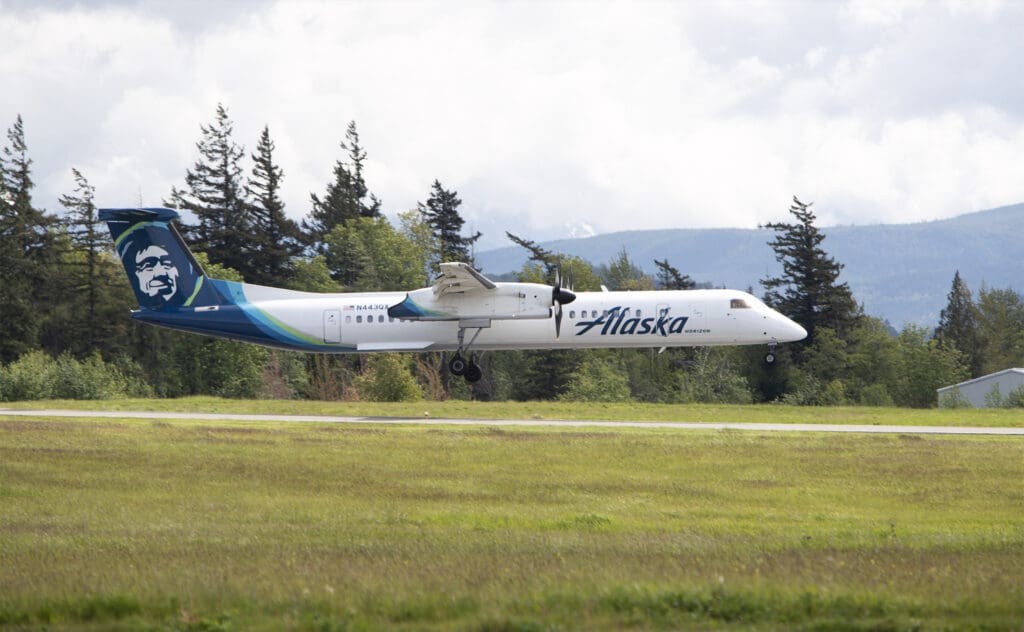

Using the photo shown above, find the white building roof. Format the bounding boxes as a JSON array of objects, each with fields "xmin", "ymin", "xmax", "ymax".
[{"xmin": 936, "ymin": 368, "xmax": 1024, "ymax": 394}]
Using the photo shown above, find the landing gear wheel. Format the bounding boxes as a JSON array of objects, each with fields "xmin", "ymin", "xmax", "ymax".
[
  {"xmin": 765, "ymin": 352, "xmax": 776, "ymax": 364},
  {"xmin": 464, "ymin": 363, "xmax": 482, "ymax": 383},
  {"xmin": 449, "ymin": 354, "xmax": 467, "ymax": 376}
]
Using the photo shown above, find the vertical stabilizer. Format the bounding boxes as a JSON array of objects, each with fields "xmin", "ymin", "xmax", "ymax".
[{"xmin": 99, "ymin": 207, "xmax": 222, "ymax": 310}]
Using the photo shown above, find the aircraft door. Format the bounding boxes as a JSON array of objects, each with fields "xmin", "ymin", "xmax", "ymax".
[
  {"xmin": 323, "ymin": 309, "xmax": 341, "ymax": 344},
  {"xmin": 711, "ymin": 296, "xmax": 737, "ymax": 342}
]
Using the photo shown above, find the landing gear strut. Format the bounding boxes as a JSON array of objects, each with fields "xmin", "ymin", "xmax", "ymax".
[{"xmin": 450, "ymin": 319, "xmax": 489, "ymax": 383}]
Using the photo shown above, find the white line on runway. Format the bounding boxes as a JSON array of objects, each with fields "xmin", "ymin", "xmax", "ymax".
[{"xmin": 2, "ymin": 408, "xmax": 1023, "ymax": 435}]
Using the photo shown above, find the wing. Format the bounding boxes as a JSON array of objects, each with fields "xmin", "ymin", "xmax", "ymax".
[
  {"xmin": 388, "ymin": 263, "xmax": 550, "ymax": 322},
  {"xmin": 432, "ymin": 262, "xmax": 496, "ymax": 296}
]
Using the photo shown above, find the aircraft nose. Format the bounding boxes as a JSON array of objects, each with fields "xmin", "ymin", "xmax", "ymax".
[
  {"xmin": 790, "ymin": 320, "xmax": 808, "ymax": 341},
  {"xmin": 767, "ymin": 311, "xmax": 807, "ymax": 342},
  {"xmin": 782, "ymin": 317, "xmax": 807, "ymax": 342}
]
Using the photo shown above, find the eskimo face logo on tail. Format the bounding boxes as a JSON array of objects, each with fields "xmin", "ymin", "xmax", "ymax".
[
  {"xmin": 135, "ymin": 245, "xmax": 179, "ymax": 302},
  {"xmin": 116, "ymin": 225, "xmax": 192, "ymax": 309},
  {"xmin": 574, "ymin": 306, "xmax": 689, "ymax": 337}
]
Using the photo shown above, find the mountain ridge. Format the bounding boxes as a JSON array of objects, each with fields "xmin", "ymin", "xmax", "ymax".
[{"xmin": 475, "ymin": 203, "xmax": 1024, "ymax": 327}]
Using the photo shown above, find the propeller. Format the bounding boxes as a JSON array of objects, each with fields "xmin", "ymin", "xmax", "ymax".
[{"xmin": 552, "ymin": 262, "xmax": 577, "ymax": 338}]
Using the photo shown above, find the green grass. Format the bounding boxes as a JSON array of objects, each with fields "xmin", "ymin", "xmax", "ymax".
[
  {"xmin": 4, "ymin": 396, "xmax": 1024, "ymax": 427},
  {"xmin": 1, "ymin": 415, "xmax": 1022, "ymax": 630}
]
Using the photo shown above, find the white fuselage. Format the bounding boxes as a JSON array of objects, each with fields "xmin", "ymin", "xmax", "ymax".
[{"xmin": 237, "ymin": 285, "xmax": 806, "ymax": 353}]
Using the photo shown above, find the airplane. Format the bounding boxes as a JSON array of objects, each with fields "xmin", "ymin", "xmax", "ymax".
[{"xmin": 100, "ymin": 207, "xmax": 807, "ymax": 383}]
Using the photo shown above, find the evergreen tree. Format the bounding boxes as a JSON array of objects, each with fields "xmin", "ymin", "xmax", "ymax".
[
  {"xmin": 507, "ymin": 231, "xmax": 559, "ymax": 279},
  {"xmin": 58, "ymin": 169, "xmax": 103, "ymax": 350},
  {"xmin": 45, "ymin": 169, "xmax": 139, "ymax": 361},
  {"xmin": 303, "ymin": 121, "xmax": 381, "ymax": 250},
  {"xmin": 654, "ymin": 258, "xmax": 696, "ymax": 290},
  {"xmin": 0, "ymin": 115, "xmax": 57, "ymax": 362},
  {"xmin": 168, "ymin": 104, "xmax": 252, "ymax": 276},
  {"xmin": 975, "ymin": 286, "xmax": 1024, "ymax": 374},
  {"xmin": 1, "ymin": 115, "xmax": 55, "ymax": 257},
  {"xmin": 600, "ymin": 248, "xmax": 653, "ymax": 290},
  {"xmin": 418, "ymin": 179, "xmax": 480, "ymax": 266},
  {"xmin": 935, "ymin": 270, "xmax": 981, "ymax": 376},
  {"xmin": 245, "ymin": 125, "xmax": 303, "ymax": 285},
  {"xmin": 324, "ymin": 216, "xmax": 428, "ymax": 291},
  {"xmin": 761, "ymin": 196, "xmax": 860, "ymax": 351}
]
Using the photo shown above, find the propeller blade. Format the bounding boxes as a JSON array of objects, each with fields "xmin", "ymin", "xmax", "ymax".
[{"xmin": 551, "ymin": 260, "xmax": 575, "ymax": 338}]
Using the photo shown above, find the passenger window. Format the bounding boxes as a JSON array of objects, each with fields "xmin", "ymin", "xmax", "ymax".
[
  {"xmin": 356, "ymin": 315, "xmax": 362, "ymax": 323},
  {"xmin": 570, "ymin": 310, "xmax": 575, "ymax": 318},
  {"xmin": 389, "ymin": 317, "xmax": 394, "ymax": 323},
  {"xmin": 378, "ymin": 315, "xmax": 384, "ymax": 323},
  {"xmin": 730, "ymin": 298, "xmax": 750, "ymax": 309},
  {"xmin": 635, "ymin": 309, "xmax": 641, "ymax": 317},
  {"xmin": 345, "ymin": 315, "xmax": 351, "ymax": 324}
]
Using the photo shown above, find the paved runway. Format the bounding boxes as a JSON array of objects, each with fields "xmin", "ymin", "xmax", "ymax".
[{"xmin": 2, "ymin": 408, "xmax": 1023, "ymax": 435}]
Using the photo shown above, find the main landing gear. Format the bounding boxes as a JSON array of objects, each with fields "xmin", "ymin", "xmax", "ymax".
[
  {"xmin": 448, "ymin": 352, "xmax": 482, "ymax": 383},
  {"xmin": 765, "ymin": 341, "xmax": 778, "ymax": 365},
  {"xmin": 449, "ymin": 319, "xmax": 489, "ymax": 383}
]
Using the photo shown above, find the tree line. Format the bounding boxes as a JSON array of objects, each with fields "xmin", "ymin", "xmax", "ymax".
[{"xmin": 1, "ymin": 107, "xmax": 1021, "ymax": 406}]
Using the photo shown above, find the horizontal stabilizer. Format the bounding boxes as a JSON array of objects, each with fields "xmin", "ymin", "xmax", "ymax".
[{"xmin": 98, "ymin": 207, "xmax": 181, "ymax": 222}]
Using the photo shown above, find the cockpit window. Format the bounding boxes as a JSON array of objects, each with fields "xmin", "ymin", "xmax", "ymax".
[{"xmin": 730, "ymin": 298, "xmax": 751, "ymax": 309}]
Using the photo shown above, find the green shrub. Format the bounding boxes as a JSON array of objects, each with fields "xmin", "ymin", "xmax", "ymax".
[
  {"xmin": 355, "ymin": 354, "xmax": 423, "ymax": 401},
  {"xmin": 1000, "ymin": 384, "xmax": 1024, "ymax": 408},
  {"xmin": 672, "ymin": 348, "xmax": 752, "ymax": 404},
  {"xmin": 53, "ymin": 353, "xmax": 129, "ymax": 400},
  {"xmin": 984, "ymin": 384, "xmax": 1003, "ymax": 408},
  {"xmin": 780, "ymin": 373, "xmax": 819, "ymax": 406},
  {"xmin": 858, "ymin": 383, "xmax": 894, "ymax": 407},
  {"xmin": 559, "ymin": 356, "xmax": 632, "ymax": 402},
  {"xmin": 0, "ymin": 350, "xmax": 58, "ymax": 401},
  {"xmin": 0, "ymin": 351, "xmax": 132, "ymax": 401},
  {"xmin": 938, "ymin": 388, "xmax": 972, "ymax": 409},
  {"xmin": 818, "ymin": 379, "xmax": 849, "ymax": 406}
]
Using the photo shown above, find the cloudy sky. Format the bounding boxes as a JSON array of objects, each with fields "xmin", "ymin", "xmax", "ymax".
[{"xmin": 2, "ymin": 0, "xmax": 1023, "ymax": 249}]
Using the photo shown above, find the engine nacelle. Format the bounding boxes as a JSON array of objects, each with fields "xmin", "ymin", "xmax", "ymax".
[{"xmin": 388, "ymin": 282, "xmax": 553, "ymax": 321}]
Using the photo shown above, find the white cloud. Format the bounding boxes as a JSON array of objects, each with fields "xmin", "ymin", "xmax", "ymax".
[
  {"xmin": 843, "ymin": 0, "xmax": 926, "ymax": 27},
  {"xmin": 2, "ymin": 0, "xmax": 1024, "ymax": 250}
]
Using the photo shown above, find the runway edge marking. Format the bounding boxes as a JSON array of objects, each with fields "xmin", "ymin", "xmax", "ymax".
[{"xmin": 1, "ymin": 408, "xmax": 1023, "ymax": 435}]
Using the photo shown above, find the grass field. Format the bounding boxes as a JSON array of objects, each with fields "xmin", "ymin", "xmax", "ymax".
[
  {"xmin": 4, "ymin": 396, "xmax": 1024, "ymax": 427},
  {"xmin": 1, "ymin": 408, "xmax": 1023, "ymax": 630}
]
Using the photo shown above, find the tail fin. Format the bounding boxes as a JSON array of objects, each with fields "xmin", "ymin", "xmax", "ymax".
[{"xmin": 100, "ymin": 207, "xmax": 221, "ymax": 310}]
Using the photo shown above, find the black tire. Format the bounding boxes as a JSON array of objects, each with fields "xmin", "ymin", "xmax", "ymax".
[
  {"xmin": 464, "ymin": 363, "xmax": 482, "ymax": 383},
  {"xmin": 449, "ymin": 355, "xmax": 467, "ymax": 376},
  {"xmin": 765, "ymin": 352, "xmax": 776, "ymax": 364}
]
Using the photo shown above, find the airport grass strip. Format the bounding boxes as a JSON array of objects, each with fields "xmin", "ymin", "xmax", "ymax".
[{"xmin": 0, "ymin": 416, "xmax": 1022, "ymax": 630}]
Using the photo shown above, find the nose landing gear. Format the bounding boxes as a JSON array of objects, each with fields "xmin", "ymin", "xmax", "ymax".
[{"xmin": 765, "ymin": 341, "xmax": 778, "ymax": 365}]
